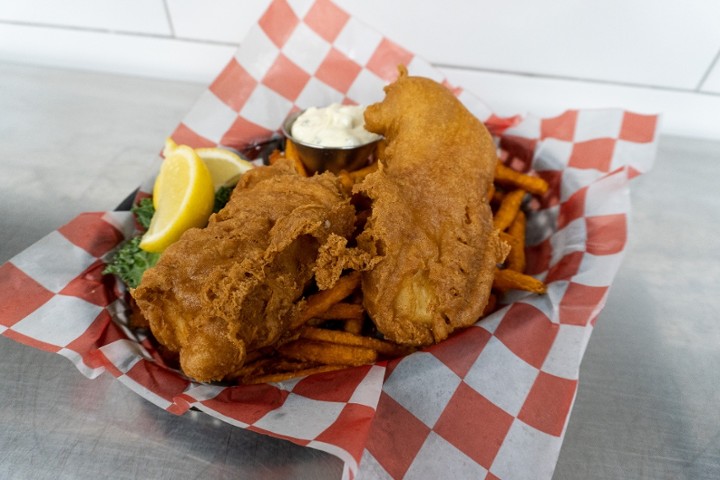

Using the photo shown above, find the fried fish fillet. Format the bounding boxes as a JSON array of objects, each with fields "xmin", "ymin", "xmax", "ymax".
[
  {"xmin": 132, "ymin": 160, "xmax": 356, "ymax": 382},
  {"xmin": 356, "ymin": 67, "xmax": 509, "ymax": 346}
]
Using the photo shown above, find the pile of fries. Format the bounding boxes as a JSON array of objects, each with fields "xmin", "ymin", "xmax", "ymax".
[
  {"xmin": 489, "ymin": 161, "xmax": 549, "ymax": 298},
  {"xmin": 227, "ymin": 139, "xmax": 549, "ymax": 384}
]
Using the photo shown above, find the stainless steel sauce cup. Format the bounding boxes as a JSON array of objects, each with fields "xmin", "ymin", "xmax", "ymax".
[{"xmin": 281, "ymin": 110, "xmax": 380, "ymax": 174}]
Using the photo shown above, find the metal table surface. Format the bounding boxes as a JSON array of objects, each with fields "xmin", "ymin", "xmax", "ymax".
[{"xmin": 1, "ymin": 62, "xmax": 719, "ymax": 480}]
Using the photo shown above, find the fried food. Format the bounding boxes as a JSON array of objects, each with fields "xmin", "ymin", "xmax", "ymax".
[
  {"xmin": 506, "ymin": 211, "xmax": 527, "ymax": 272},
  {"xmin": 493, "ymin": 188, "xmax": 526, "ymax": 231},
  {"xmin": 278, "ymin": 338, "xmax": 378, "ymax": 366},
  {"xmin": 299, "ymin": 327, "xmax": 412, "ymax": 357},
  {"xmin": 132, "ymin": 160, "xmax": 357, "ymax": 382},
  {"xmin": 355, "ymin": 67, "xmax": 509, "ymax": 346},
  {"xmin": 493, "ymin": 268, "xmax": 547, "ymax": 294},
  {"xmin": 124, "ymin": 69, "xmax": 552, "ymax": 385},
  {"xmin": 289, "ymin": 271, "xmax": 361, "ymax": 330},
  {"xmin": 495, "ymin": 162, "xmax": 549, "ymax": 196}
]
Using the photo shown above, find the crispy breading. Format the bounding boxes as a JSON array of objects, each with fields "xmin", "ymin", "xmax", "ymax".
[
  {"xmin": 132, "ymin": 160, "xmax": 357, "ymax": 382},
  {"xmin": 356, "ymin": 67, "xmax": 509, "ymax": 346}
]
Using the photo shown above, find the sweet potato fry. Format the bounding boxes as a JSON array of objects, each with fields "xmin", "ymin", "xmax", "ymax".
[
  {"xmin": 499, "ymin": 232, "xmax": 524, "ymax": 272},
  {"xmin": 284, "ymin": 139, "xmax": 308, "ymax": 177},
  {"xmin": 495, "ymin": 162, "xmax": 549, "ymax": 195},
  {"xmin": 344, "ymin": 317, "xmax": 364, "ymax": 335},
  {"xmin": 271, "ymin": 358, "xmax": 317, "ymax": 370},
  {"xmin": 279, "ymin": 338, "xmax": 378, "ymax": 366},
  {"xmin": 307, "ymin": 303, "xmax": 364, "ymax": 330},
  {"xmin": 317, "ymin": 302, "xmax": 364, "ymax": 320},
  {"xmin": 349, "ymin": 161, "xmax": 378, "ymax": 182},
  {"xmin": 268, "ymin": 148, "xmax": 283, "ymax": 165},
  {"xmin": 493, "ymin": 189, "xmax": 526, "ymax": 231},
  {"xmin": 300, "ymin": 326, "xmax": 410, "ymax": 358},
  {"xmin": 290, "ymin": 272, "xmax": 361, "ymax": 329},
  {"xmin": 337, "ymin": 170, "xmax": 355, "ymax": 193},
  {"xmin": 493, "ymin": 268, "xmax": 547, "ymax": 294},
  {"xmin": 245, "ymin": 364, "xmax": 346, "ymax": 384},
  {"xmin": 507, "ymin": 210, "xmax": 527, "ymax": 272},
  {"xmin": 284, "ymin": 138, "xmax": 299, "ymax": 162},
  {"xmin": 508, "ymin": 209, "xmax": 526, "ymax": 241},
  {"xmin": 229, "ymin": 354, "xmax": 276, "ymax": 380}
]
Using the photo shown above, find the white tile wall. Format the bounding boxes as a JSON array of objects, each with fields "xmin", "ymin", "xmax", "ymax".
[
  {"xmin": 443, "ymin": 68, "xmax": 720, "ymax": 140},
  {"xmin": 1, "ymin": 0, "xmax": 719, "ymax": 140},
  {"xmin": 0, "ymin": 0, "xmax": 170, "ymax": 35},
  {"xmin": 702, "ymin": 54, "xmax": 720, "ymax": 95},
  {"xmin": 165, "ymin": 0, "xmax": 271, "ymax": 44},
  {"xmin": 0, "ymin": 23, "xmax": 236, "ymax": 83},
  {"xmin": 335, "ymin": 0, "xmax": 720, "ymax": 90}
]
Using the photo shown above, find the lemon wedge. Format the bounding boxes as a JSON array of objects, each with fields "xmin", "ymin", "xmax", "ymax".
[
  {"xmin": 153, "ymin": 137, "xmax": 180, "ymax": 209},
  {"xmin": 163, "ymin": 136, "xmax": 179, "ymax": 157},
  {"xmin": 195, "ymin": 147, "xmax": 254, "ymax": 189},
  {"xmin": 140, "ymin": 145, "xmax": 215, "ymax": 253}
]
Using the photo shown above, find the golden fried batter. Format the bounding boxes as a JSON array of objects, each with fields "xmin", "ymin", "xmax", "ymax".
[
  {"xmin": 356, "ymin": 67, "xmax": 509, "ymax": 346},
  {"xmin": 132, "ymin": 160, "xmax": 357, "ymax": 382}
]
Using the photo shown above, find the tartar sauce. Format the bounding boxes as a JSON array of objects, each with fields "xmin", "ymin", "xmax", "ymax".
[{"xmin": 291, "ymin": 104, "xmax": 380, "ymax": 148}]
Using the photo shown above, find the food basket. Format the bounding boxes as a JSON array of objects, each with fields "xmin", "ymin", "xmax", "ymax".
[{"xmin": 0, "ymin": 1, "xmax": 659, "ymax": 478}]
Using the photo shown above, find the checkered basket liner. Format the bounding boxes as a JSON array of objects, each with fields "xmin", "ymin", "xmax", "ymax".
[{"xmin": 0, "ymin": 1, "xmax": 659, "ymax": 479}]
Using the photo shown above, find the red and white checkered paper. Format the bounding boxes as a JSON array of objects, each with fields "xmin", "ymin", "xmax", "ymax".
[{"xmin": 0, "ymin": 1, "xmax": 659, "ymax": 479}]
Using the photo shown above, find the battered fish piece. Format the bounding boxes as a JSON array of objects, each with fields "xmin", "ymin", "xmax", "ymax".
[
  {"xmin": 356, "ymin": 67, "xmax": 509, "ymax": 346},
  {"xmin": 132, "ymin": 160, "xmax": 356, "ymax": 383}
]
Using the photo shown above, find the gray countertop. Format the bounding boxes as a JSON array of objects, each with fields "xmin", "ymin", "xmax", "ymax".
[{"xmin": 1, "ymin": 62, "xmax": 719, "ymax": 480}]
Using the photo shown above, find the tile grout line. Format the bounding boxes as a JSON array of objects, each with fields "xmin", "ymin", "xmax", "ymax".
[
  {"xmin": 161, "ymin": 0, "xmax": 176, "ymax": 38},
  {"xmin": 0, "ymin": 18, "xmax": 237, "ymax": 47},
  {"xmin": 695, "ymin": 47, "xmax": 720, "ymax": 92},
  {"xmin": 0, "ymin": 18, "xmax": 718, "ymax": 98},
  {"xmin": 436, "ymin": 64, "xmax": 720, "ymax": 98}
]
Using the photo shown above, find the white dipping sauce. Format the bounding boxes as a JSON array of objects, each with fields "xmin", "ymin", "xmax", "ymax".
[{"xmin": 291, "ymin": 104, "xmax": 380, "ymax": 148}]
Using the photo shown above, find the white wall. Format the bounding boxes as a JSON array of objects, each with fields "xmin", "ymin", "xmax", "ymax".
[{"xmin": 1, "ymin": 0, "xmax": 719, "ymax": 139}]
